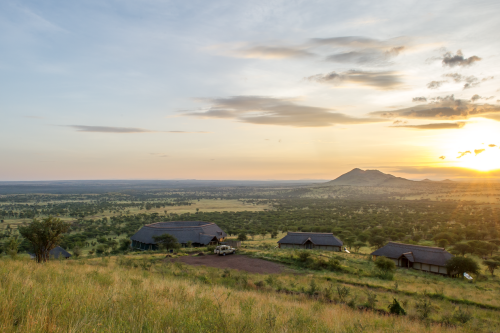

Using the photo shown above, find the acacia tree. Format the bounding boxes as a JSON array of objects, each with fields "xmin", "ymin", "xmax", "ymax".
[
  {"xmin": 152, "ymin": 233, "xmax": 180, "ymax": 251},
  {"xmin": 18, "ymin": 216, "xmax": 70, "ymax": 263}
]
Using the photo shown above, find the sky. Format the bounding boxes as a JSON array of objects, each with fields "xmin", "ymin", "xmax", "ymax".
[{"xmin": 1, "ymin": 0, "xmax": 500, "ymax": 181}]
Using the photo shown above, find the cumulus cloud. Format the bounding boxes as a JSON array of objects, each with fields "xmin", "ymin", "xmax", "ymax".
[
  {"xmin": 427, "ymin": 81, "xmax": 446, "ymax": 89},
  {"xmin": 370, "ymin": 95, "xmax": 500, "ymax": 121},
  {"xmin": 439, "ymin": 156, "xmax": 446, "ymax": 159},
  {"xmin": 235, "ymin": 46, "xmax": 315, "ymax": 59},
  {"xmin": 412, "ymin": 97, "xmax": 427, "ymax": 102},
  {"xmin": 392, "ymin": 120, "xmax": 408, "ymax": 125},
  {"xmin": 64, "ymin": 125, "xmax": 209, "ymax": 133},
  {"xmin": 442, "ymin": 50, "xmax": 481, "ymax": 67},
  {"xmin": 391, "ymin": 122, "xmax": 466, "ymax": 130},
  {"xmin": 306, "ymin": 70, "xmax": 404, "ymax": 90},
  {"xmin": 489, "ymin": 144, "xmax": 497, "ymax": 147},
  {"xmin": 182, "ymin": 96, "xmax": 383, "ymax": 127},
  {"xmin": 470, "ymin": 94, "xmax": 482, "ymax": 102},
  {"xmin": 475, "ymin": 149, "xmax": 485, "ymax": 155}
]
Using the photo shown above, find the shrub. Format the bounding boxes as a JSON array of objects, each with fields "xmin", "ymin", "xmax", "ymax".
[
  {"xmin": 206, "ymin": 245, "xmax": 216, "ymax": 253},
  {"xmin": 298, "ymin": 251, "xmax": 311, "ymax": 262},
  {"xmin": 364, "ymin": 289, "xmax": 378, "ymax": 309},
  {"xmin": 445, "ymin": 256, "xmax": 479, "ymax": 277},
  {"xmin": 415, "ymin": 298, "xmax": 433, "ymax": 319},
  {"xmin": 337, "ymin": 285, "xmax": 350, "ymax": 303},
  {"xmin": 452, "ymin": 307, "xmax": 472, "ymax": 324},
  {"xmin": 388, "ymin": 298, "xmax": 406, "ymax": 315},
  {"xmin": 374, "ymin": 256, "xmax": 396, "ymax": 272}
]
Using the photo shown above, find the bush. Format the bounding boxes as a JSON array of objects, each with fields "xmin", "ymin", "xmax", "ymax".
[
  {"xmin": 388, "ymin": 298, "xmax": 406, "ymax": 315},
  {"xmin": 374, "ymin": 256, "xmax": 396, "ymax": 272},
  {"xmin": 445, "ymin": 256, "xmax": 479, "ymax": 277},
  {"xmin": 206, "ymin": 245, "xmax": 216, "ymax": 253},
  {"xmin": 298, "ymin": 251, "xmax": 311, "ymax": 262}
]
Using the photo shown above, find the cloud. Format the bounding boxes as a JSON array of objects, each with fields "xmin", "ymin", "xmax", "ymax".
[
  {"xmin": 235, "ymin": 46, "xmax": 315, "ymax": 59},
  {"xmin": 442, "ymin": 50, "xmax": 481, "ymax": 67},
  {"xmin": 431, "ymin": 73, "xmax": 493, "ymax": 90},
  {"xmin": 474, "ymin": 149, "xmax": 485, "ymax": 156},
  {"xmin": 310, "ymin": 36, "xmax": 409, "ymax": 49},
  {"xmin": 64, "ymin": 125, "xmax": 209, "ymax": 133},
  {"xmin": 457, "ymin": 151, "xmax": 471, "ymax": 158},
  {"xmin": 412, "ymin": 97, "xmax": 427, "ymax": 102},
  {"xmin": 439, "ymin": 156, "xmax": 446, "ymax": 159},
  {"xmin": 392, "ymin": 120, "xmax": 407, "ymax": 125},
  {"xmin": 427, "ymin": 80, "xmax": 446, "ymax": 89},
  {"xmin": 391, "ymin": 122, "xmax": 466, "ymax": 130},
  {"xmin": 325, "ymin": 47, "xmax": 404, "ymax": 65},
  {"xmin": 370, "ymin": 95, "xmax": 500, "ymax": 120},
  {"xmin": 471, "ymin": 94, "xmax": 482, "ymax": 102},
  {"xmin": 389, "ymin": 166, "xmax": 500, "ymax": 178},
  {"xmin": 182, "ymin": 96, "xmax": 384, "ymax": 127},
  {"xmin": 306, "ymin": 70, "xmax": 404, "ymax": 90},
  {"xmin": 489, "ymin": 144, "xmax": 497, "ymax": 147}
]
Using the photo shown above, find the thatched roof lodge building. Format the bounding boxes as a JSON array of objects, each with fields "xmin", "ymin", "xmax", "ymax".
[
  {"xmin": 29, "ymin": 246, "xmax": 72, "ymax": 260},
  {"xmin": 371, "ymin": 242, "xmax": 454, "ymax": 275},
  {"xmin": 130, "ymin": 221, "xmax": 227, "ymax": 250},
  {"xmin": 278, "ymin": 232, "xmax": 343, "ymax": 251}
]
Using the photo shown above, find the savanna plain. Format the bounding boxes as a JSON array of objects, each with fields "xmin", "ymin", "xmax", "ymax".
[{"xmin": 1, "ymin": 180, "xmax": 500, "ymax": 332}]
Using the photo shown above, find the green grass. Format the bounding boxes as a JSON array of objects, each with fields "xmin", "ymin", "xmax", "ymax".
[{"xmin": 0, "ymin": 255, "xmax": 475, "ymax": 332}]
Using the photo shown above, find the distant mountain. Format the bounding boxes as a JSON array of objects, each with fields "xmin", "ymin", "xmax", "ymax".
[{"xmin": 326, "ymin": 168, "xmax": 415, "ymax": 187}]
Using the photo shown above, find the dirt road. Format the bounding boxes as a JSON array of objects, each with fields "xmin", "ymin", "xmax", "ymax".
[{"xmin": 170, "ymin": 254, "xmax": 286, "ymax": 274}]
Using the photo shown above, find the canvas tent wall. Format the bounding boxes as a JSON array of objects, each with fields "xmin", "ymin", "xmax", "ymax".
[{"xmin": 371, "ymin": 242, "xmax": 453, "ymax": 275}]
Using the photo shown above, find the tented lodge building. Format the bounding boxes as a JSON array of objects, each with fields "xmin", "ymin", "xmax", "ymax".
[
  {"xmin": 371, "ymin": 242, "xmax": 454, "ymax": 275},
  {"xmin": 130, "ymin": 221, "xmax": 227, "ymax": 250},
  {"xmin": 277, "ymin": 232, "xmax": 343, "ymax": 251}
]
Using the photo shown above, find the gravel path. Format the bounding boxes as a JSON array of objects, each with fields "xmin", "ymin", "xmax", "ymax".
[{"xmin": 170, "ymin": 254, "xmax": 286, "ymax": 274}]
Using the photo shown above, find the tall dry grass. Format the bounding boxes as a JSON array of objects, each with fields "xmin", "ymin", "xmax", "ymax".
[{"xmin": 0, "ymin": 256, "xmax": 465, "ymax": 333}]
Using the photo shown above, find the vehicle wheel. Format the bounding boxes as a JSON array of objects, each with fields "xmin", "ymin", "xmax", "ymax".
[{"xmin": 223, "ymin": 253, "xmax": 226, "ymax": 256}]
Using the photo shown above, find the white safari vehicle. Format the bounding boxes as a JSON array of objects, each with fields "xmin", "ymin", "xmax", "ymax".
[{"xmin": 214, "ymin": 245, "xmax": 236, "ymax": 256}]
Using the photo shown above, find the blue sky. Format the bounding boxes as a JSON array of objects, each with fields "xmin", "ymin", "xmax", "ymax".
[{"xmin": 2, "ymin": 0, "xmax": 500, "ymax": 180}]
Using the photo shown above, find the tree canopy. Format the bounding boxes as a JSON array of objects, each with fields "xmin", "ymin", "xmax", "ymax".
[
  {"xmin": 18, "ymin": 216, "xmax": 70, "ymax": 263},
  {"xmin": 445, "ymin": 256, "xmax": 479, "ymax": 277},
  {"xmin": 152, "ymin": 233, "xmax": 180, "ymax": 251}
]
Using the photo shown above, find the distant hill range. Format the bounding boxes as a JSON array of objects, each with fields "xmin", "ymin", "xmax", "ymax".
[{"xmin": 326, "ymin": 168, "xmax": 455, "ymax": 187}]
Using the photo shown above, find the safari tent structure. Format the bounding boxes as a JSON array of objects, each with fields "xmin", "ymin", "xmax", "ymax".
[
  {"xmin": 371, "ymin": 242, "xmax": 454, "ymax": 275},
  {"xmin": 130, "ymin": 221, "xmax": 227, "ymax": 250},
  {"xmin": 29, "ymin": 246, "xmax": 72, "ymax": 260},
  {"xmin": 277, "ymin": 232, "xmax": 343, "ymax": 251}
]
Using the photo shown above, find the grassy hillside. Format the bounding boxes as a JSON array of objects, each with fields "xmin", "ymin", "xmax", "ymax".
[{"xmin": 0, "ymin": 255, "xmax": 470, "ymax": 333}]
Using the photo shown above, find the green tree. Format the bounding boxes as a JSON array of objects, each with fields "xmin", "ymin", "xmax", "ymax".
[
  {"xmin": 452, "ymin": 243, "xmax": 472, "ymax": 256},
  {"xmin": 445, "ymin": 256, "xmax": 479, "ymax": 277},
  {"xmin": 18, "ymin": 216, "xmax": 70, "ymax": 263},
  {"xmin": 153, "ymin": 233, "xmax": 180, "ymax": 251},
  {"xmin": 6, "ymin": 237, "xmax": 21, "ymax": 258},
  {"xmin": 119, "ymin": 239, "xmax": 131, "ymax": 251},
  {"xmin": 353, "ymin": 241, "xmax": 365, "ymax": 253},
  {"xmin": 369, "ymin": 235, "xmax": 386, "ymax": 249},
  {"xmin": 484, "ymin": 260, "xmax": 500, "ymax": 276},
  {"xmin": 270, "ymin": 230, "xmax": 278, "ymax": 239},
  {"xmin": 237, "ymin": 233, "xmax": 248, "ymax": 241},
  {"xmin": 437, "ymin": 239, "xmax": 449, "ymax": 248},
  {"xmin": 388, "ymin": 298, "xmax": 406, "ymax": 315}
]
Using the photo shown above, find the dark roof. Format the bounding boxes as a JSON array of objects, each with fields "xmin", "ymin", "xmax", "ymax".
[
  {"xmin": 50, "ymin": 246, "xmax": 72, "ymax": 259},
  {"xmin": 277, "ymin": 232, "xmax": 343, "ymax": 247},
  {"xmin": 29, "ymin": 246, "xmax": 71, "ymax": 259},
  {"xmin": 371, "ymin": 242, "xmax": 453, "ymax": 266},
  {"xmin": 130, "ymin": 221, "xmax": 227, "ymax": 245}
]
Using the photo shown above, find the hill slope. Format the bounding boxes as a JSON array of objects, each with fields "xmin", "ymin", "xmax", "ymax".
[{"xmin": 326, "ymin": 168, "xmax": 415, "ymax": 187}]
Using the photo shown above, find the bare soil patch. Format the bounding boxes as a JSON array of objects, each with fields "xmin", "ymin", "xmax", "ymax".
[{"xmin": 170, "ymin": 254, "xmax": 287, "ymax": 274}]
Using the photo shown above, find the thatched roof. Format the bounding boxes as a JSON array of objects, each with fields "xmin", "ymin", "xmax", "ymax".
[
  {"xmin": 130, "ymin": 221, "xmax": 226, "ymax": 245},
  {"xmin": 371, "ymin": 242, "xmax": 453, "ymax": 266},
  {"xmin": 278, "ymin": 232, "xmax": 343, "ymax": 247}
]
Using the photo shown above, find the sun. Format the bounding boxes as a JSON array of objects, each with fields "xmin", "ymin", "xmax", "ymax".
[{"xmin": 441, "ymin": 119, "xmax": 500, "ymax": 172}]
